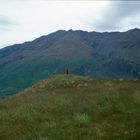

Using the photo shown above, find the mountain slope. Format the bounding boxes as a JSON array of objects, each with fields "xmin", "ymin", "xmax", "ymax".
[
  {"xmin": 0, "ymin": 29, "xmax": 140, "ymax": 98},
  {"xmin": 0, "ymin": 75, "xmax": 140, "ymax": 139}
]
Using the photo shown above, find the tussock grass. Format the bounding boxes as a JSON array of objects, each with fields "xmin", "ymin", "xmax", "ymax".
[
  {"xmin": 74, "ymin": 113, "xmax": 91, "ymax": 127},
  {"xmin": 0, "ymin": 75, "xmax": 140, "ymax": 140}
]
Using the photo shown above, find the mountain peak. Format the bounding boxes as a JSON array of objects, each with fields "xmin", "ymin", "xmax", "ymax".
[
  {"xmin": 68, "ymin": 29, "xmax": 73, "ymax": 32},
  {"xmin": 0, "ymin": 28, "xmax": 140, "ymax": 98},
  {"xmin": 127, "ymin": 28, "xmax": 140, "ymax": 32}
]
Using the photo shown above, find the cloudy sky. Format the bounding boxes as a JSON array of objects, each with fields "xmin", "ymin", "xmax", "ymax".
[{"xmin": 0, "ymin": 0, "xmax": 140, "ymax": 48}]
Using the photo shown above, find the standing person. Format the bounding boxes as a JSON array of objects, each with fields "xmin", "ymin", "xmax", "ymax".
[{"xmin": 65, "ymin": 68, "xmax": 69, "ymax": 75}]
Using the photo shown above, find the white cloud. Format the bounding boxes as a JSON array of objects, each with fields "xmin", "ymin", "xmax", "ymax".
[
  {"xmin": 93, "ymin": 1, "xmax": 140, "ymax": 31},
  {"xmin": 0, "ymin": 0, "xmax": 140, "ymax": 49},
  {"xmin": 0, "ymin": 0, "xmax": 109, "ymax": 48}
]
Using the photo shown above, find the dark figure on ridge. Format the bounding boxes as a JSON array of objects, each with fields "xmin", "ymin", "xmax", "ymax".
[{"xmin": 65, "ymin": 68, "xmax": 69, "ymax": 75}]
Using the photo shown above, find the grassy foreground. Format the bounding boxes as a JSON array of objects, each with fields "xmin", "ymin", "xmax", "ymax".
[{"xmin": 0, "ymin": 75, "xmax": 140, "ymax": 140}]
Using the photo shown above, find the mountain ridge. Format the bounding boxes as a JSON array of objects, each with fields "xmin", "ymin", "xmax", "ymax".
[
  {"xmin": 1, "ymin": 28, "xmax": 140, "ymax": 51},
  {"xmin": 0, "ymin": 28, "xmax": 140, "ymax": 98}
]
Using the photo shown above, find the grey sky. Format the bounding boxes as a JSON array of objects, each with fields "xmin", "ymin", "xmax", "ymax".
[
  {"xmin": 94, "ymin": 1, "xmax": 140, "ymax": 31},
  {"xmin": 0, "ymin": 0, "xmax": 140, "ymax": 48}
]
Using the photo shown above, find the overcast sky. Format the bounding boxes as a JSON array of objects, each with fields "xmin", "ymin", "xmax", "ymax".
[{"xmin": 0, "ymin": 0, "xmax": 140, "ymax": 48}]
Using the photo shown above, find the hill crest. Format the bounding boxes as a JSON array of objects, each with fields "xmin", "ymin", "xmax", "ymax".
[{"xmin": 0, "ymin": 28, "xmax": 140, "ymax": 98}]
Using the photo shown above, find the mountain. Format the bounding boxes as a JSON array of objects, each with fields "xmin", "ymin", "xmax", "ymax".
[
  {"xmin": 0, "ymin": 74, "xmax": 140, "ymax": 139},
  {"xmin": 0, "ymin": 28, "xmax": 140, "ymax": 98}
]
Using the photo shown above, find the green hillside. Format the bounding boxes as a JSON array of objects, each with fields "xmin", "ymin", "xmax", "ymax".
[
  {"xmin": 0, "ymin": 75, "xmax": 140, "ymax": 140},
  {"xmin": 0, "ymin": 29, "xmax": 140, "ymax": 98}
]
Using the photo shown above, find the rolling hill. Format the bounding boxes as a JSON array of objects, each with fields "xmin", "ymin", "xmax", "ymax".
[
  {"xmin": 0, "ymin": 28, "xmax": 140, "ymax": 98},
  {"xmin": 0, "ymin": 74, "xmax": 140, "ymax": 139}
]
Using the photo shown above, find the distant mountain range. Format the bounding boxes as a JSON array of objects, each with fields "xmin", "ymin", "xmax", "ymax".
[{"xmin": 0, "ymin": 28, "xmax": 140, "ymax": 98}]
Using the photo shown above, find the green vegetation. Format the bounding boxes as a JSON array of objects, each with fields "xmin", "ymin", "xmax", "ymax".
[
  {"xmin": 0, "ymin": 75, "xmax": 140, "ymax": 140},
  {"xmin": 1, "ymin": 29, "xmax": 140, "ymax": 98}
]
